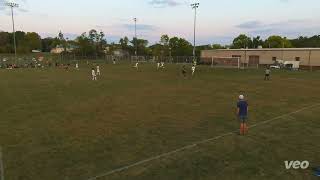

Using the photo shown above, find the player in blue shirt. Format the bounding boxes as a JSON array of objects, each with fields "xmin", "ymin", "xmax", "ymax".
[{"xmin": 237, "ymin": 95, "xmax": 249, "ymax": 135}]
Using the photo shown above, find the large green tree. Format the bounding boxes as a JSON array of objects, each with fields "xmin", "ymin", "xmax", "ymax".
[
  {"xmin": 25, "ymin": 32, "xmax": 42, "ymax": 51},
  {"xmin": 290, "ymin": 35, "xmax": 320, "ymax": 48},
  {"xmin": 41, "ymin": 38, "xmax": 54, "ymax": 52},
  {"xmin": 160, "ymin": 34, "xmax": 170, "ymax": 56},
  {"xmin": 74, "ymin": 29, "xmax": 107, "ymax": 56},
  {"xmin": 117, "ymin": 36, "xmax": 132, "ymax": 55},
  {"xmin": 169, "ymin": 37, "xmax": 193, "ymax": 56},
  {"xmin": 265, "ymin": 35, "xmax": 292, "ymax": 48},
  {"xmin": 232, "ymin": 34, "xmax": 252, "ymax": 49},
  {"xmin": 211, "ymin": 44, "xmax": 225, "ymax": 49},
  {"xmin": 0, "ymin": 32, "xmax": 11, "ymax": 53},
  {"xmin": 119, "ymin": 36, "xmax": 129, "ymax": 50},
  {"xmin": 130, "ymin": 38, "xmax": 149, "ymax": 55},
  {"xmin": 149, "ymin": 43, "xmax": 164, "ymax": 56},
  {"xmin": 252, "ymin": 36, "xmax": 264, "ymax": 48},
  {"xmin": 75, "ymin": 32, "xmax": 95, "ymax": 56}
]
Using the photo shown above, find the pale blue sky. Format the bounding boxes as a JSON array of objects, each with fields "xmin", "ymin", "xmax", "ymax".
[{"xmin": 0, "ymin": 0, "xmax": 320, "ymax": 45}]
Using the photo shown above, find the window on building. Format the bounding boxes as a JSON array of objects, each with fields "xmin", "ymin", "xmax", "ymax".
[
  {"xmin": 295, "ymin": 57, "xmax": 300, "ymax": 61},
  {"xmin": 272, "ymin": 57, "xmax": 277, "ymax": 61}
]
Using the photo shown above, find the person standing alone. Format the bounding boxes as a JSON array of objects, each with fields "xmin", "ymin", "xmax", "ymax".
[
  {"xmin": 96, "ymin": 65, "xmax": 101, "ymax": 76},
  {"xmin": 237, "ymin": 95, "xmax": 249, "ymax": 135},
  {"xmin": 181, "ymin": 65, "xmax": 187, "ymax": 78},
  {"xmin": 191, "ymin": 65, "xmax": 196, "ymax": 76},
  {"xmin": 265, "ymin": 67, "xmax": 271, "ymax": 80},
  {"xmin": 91, "ymin": 68, "xmax": 97, "ymax": 81}
]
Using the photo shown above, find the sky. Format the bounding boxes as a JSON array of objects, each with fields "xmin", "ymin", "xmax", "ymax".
[{"xmin": 0, "ymin": 0, "xmax": 320, "ymax": 45}]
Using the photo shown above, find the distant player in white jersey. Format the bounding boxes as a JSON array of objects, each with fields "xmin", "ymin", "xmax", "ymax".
[
  {"xmin": 191, "ymin": 65, "xmax": 196, "ymax": 76},
  {"xmin": 160, "ymin": 62, "xmax": 165, "ymax": 69},
  {"xmin": 193, "ymin": 59, "xmax": 197, "ymax": 66},
  {"xmin": 96, "ymin": 65, "xmax": 101, "ymax": 76},
  {"xmin": 75, "ymin": 63, "xmax": 79, "ymax": 70},
  {"xmin": 91, "ymin": 68, "xmax": 97, "ymax": 81},
  {"xmin": 157, "ymin": 62, "xmax": 161, "ymax": 70},
  {"xmin": 133, "ymin": 62, "xmax": 139, "ymax": 70},
  {"xmin": 113, "ymin": 58, "xmax": 116, "ymax": 65}
]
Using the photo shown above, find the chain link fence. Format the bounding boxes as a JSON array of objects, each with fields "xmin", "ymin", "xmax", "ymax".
[{"xmin": 0, "ymin": 53, "xmax": 197, "ymax": 68}]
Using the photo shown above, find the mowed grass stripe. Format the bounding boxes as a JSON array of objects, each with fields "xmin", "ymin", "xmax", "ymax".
[
  {"xmin": 105, "ymin": 105, "xmax": 320, "ymax": 180},
  {"xmin": 0, "ymin": 64, "xmax": 319, "ymax": 180},
  {"xmin": 87, "ymin": 103, "xmax": 320, "ymax": 180}
]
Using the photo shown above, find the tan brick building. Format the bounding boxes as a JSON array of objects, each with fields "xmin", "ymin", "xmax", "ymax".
[{"xmin": 201, "ymin": 48, "xmax": 320, "ymax": 69}]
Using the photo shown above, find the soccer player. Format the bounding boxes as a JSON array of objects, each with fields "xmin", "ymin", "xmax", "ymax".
[
  {"xmin": 237, "ymin": 95, "xmax": 249, "ymax": 135},
  {"xmin": 160, "ymin": 62, "xmax": 165, "ymax": 68},
  {"xmin": 182, "ymin": 65, "xmax": 187, "ymax": 78},
  {"xmin": 157, "ymin": 62, "xmax": 161, "ymax": 70},
  {"xmin": 191, "ymin": 65, "xmax": 196, "ymax": 76},
  {"xmin": 113, "ymin": 58, "xmax": 116, "ymax": 65},
  {"xmin": 91, "ymin": 68, "xmax": 97, "ymax": 81},
  {"xmin": 133, "ymin": 62, "xmax": 139, "ymax": 70},
  {"xmin": 96, "ymin": 65, "xmax": 101, "ymax": 76},
  {"xmin": 193, "ymin": 59, "xmax": 197, "ymax": 66},
  {"xmin": 75, "ymin": 63, "xmax": 79, "ymax": 70},
  {"xmin": 264, "ymin": 67, "xmax": 271, "ymax": 80}
]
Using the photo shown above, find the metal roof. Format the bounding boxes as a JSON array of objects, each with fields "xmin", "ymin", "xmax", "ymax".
[{"xmin": 203, "ymin": 48, "xmax": 320, "ymax": 51}]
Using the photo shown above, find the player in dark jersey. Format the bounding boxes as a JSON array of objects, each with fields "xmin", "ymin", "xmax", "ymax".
[
  {"xmin": 182, "ymin": 65, "xmax": 187, "ymax": 78},
  {"xmin": 237, "ymin": 95, "xmax": 249, "ymax": 135}
]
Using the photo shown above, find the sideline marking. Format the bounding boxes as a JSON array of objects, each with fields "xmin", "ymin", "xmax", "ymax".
[{"xmin": 87, "ymin": 103, "xmax": 320, "ymax": 180}]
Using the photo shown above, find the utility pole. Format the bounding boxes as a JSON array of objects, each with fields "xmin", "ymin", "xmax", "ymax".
[
  {"xmin": 133, "ymin": 18, "xmax": 137, "ymax": 57},
  {"xmin": 6, "ymin": 2, "xmax": 19, "ymax": 63},
  {"xmin": 191, "ymin": 3, "xmax": 199, "ymax": 62}
]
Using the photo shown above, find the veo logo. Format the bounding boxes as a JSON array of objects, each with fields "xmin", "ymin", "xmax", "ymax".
[{"xmin": 284, "ymin": 160, "xmax": 309, "ymax": 170}]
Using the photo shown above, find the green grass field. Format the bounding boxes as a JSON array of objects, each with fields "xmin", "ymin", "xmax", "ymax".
[{"xmin": 0, "ymin": 63, "xmax": 319, "ymax": 180}]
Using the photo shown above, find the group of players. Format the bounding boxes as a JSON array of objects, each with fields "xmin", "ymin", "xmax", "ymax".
[
  {"xmin": 133, "ymin": 61, "xmax": 197, "ymax": 77},
  {"xmin": 86, "ymin": 61, "xmax": 197, "ymax": 81},
  {"xmin": 85, "ymin": 61, "xmax": 253, "ymax": 136},
  {"xmin": 3, "ymin": 59, "xmax": 270, "ymax": 136},
  {"xmin": 90, "ymin": 65, "xmax": 101, "ymax": 81},
  {"xmin": 88, "ymin": 61, "xmax": 272, "ymax": 84}
]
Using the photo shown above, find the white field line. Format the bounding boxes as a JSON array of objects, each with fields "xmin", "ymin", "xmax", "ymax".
[{"xmin": 87, "ymin": 103, "xmax": 320, "ymax": 180}]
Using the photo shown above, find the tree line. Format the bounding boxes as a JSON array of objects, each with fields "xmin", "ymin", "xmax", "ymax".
[{"xmin": 1, "ymin": 30, "xmax": 320, "ymax": 56}]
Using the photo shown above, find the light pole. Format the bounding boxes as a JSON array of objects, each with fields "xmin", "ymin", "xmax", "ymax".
[
  {"xmin": 133, "ymin": 18, "xmax": 137, "ymax": 57},
  {"xmin": 191, "ymin": 2, "xmax": 199, "ymax": 62},
  {"xmin": 6, "ymin": 2, "xmax": 19, "ymax": 62}
]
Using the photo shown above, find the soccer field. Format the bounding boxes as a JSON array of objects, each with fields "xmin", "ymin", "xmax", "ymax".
[{"xmin": 0, "ymin": 63, "xmax": 319, "ymax": 180}]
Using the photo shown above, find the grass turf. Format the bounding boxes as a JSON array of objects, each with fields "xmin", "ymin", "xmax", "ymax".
[{"xmin": 0, "ymin": 63, "xmax": 319, "ymax": 180}]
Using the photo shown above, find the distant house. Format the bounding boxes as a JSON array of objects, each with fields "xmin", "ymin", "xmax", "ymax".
[
  {"xmin": 50, "ymin": 47, "xmax": 64, "ymax": 54},
  {"xmin": 50, "ymin": 45, "xmax": 74, "ymax": 54}
]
